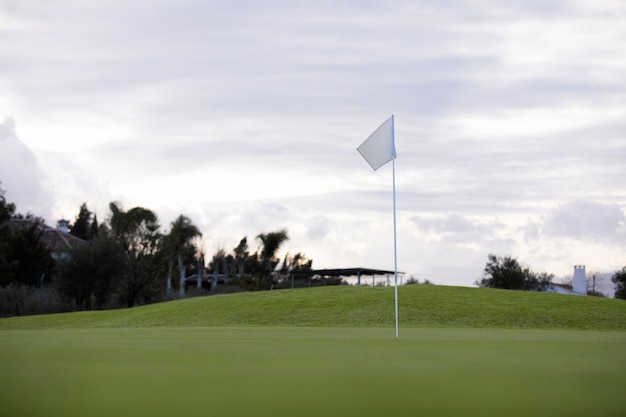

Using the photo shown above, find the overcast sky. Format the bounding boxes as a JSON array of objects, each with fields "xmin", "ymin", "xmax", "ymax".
[{"xmin": 1, "ymin": 0, "xmax": 625, "ymax": 289}]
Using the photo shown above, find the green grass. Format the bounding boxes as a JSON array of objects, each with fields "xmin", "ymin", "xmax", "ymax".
[
  {"xmin": 1, "ymin": 327, "xmax": 625, "ymax": 417},
  {"xmin": 1, "ymin": 286, "xmax": 625, "ymax": 417},
  {"xmin": 1, "ymin": 285, "xmax": 625, "ymax": 330}
]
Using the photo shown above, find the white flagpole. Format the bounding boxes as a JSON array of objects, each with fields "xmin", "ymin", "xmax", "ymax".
[
  {"xmin": 356, "ymin": 114, "xmax": 398, "ymax": 337},
  {"xmin": 391, "ymin": 117, "xmax": 399, "ymax": 338}
]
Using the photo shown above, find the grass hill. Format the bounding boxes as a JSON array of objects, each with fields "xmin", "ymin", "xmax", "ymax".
[
  {"xmin": 2, "ymin": 284, "xmax": 625, "ymax": 330},
  {"xmin": 2, "ymin": 285, "xmax": 625, "ymax": 417}
]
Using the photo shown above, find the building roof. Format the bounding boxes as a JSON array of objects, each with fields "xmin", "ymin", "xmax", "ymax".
[
  {"xmin": 309, "ymin": 267, "xmax": 403, "ymax": 277},
  {"xmin": 41, "ymin": 225, "xmax": 86, "ymax": 253},
  {"xmin": 9, "ymin": 218, "xmax": 86, "ymax": 255},
  {"xmin": 549, "ymin": 283, "xmax": 583, "ymax": 295}
]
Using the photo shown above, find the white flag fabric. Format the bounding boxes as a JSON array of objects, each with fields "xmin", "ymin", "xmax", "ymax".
[{"xmin": 357, "ymin": 115, "xmax": 396, "ymax": 170}]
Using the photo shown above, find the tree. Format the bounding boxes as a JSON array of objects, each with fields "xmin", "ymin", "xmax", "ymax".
[
  {"xmin": 0, "ymin": 185, "xmax": 54, "ymax": 287},
  {"xmin": 70, "ymin": 203, "xmax": 93, "ymax": 241},
  {"xmin": 612, "ymin": 266, "xmax": 626, "ymax": 299},
  {"xmin": 208, "ymin": 248, "xmax": 230, "ymax": 294},
  {"xmin": 56, "ymin": 231, "xmax": 128, "ymax": 310},
  {"xmin": 163, "ymin": 215, "xmax": 201, "ymax": 297},
  {"xmin": 108, "ymin": 202, "xmax": 163, "ymax": 307},
  {"xmin": 476, "ymin": 254, "xmax": 552, "ymax": 291},
  {"xmin": 280, "ymin": 252, "xmax": 312, "ymax": 276},
  {"xmin": 109, "ymin": 202, "xmax": 159, "ymax": 255},
  {"xmin": 0, "ymin": 183, "xmax": 15, "ymax": 223},
  {"xmin": 279, "ymin": 251, "xmax": 313, "ymax": 288},
  {"xmin": 0, "ymin": 184, "xmax": 17, "ymax": 280},
  {"xmin": 256, "ymin": 229, "xmax": 289, "ymax": 289},
  {"xmin": 2, "ymin": 216, "xmax": 55, "ymax": 287},
  {"xmin": 90, "ymin": 214, "xmax": 99, "ymax": 238},
  {"xmin": 233, "ymin": 237, "xmax": 249, "ymax": 277}
]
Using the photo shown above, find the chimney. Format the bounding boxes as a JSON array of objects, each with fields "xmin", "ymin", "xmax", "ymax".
[
  {"xmin": 573, "ymin": 265, "xmax": 587, "ymax": 295},
  {"xmin": 57, "ymin": 219, "xmax": 70, "ymax": 233}
]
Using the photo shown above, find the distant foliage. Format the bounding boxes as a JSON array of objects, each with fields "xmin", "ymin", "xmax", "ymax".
[
  {"xmin": 612, "ymin": 266, "xmax": 626, "ymax": 300},
  {"xmin": 56, "ymin": 232, "xmax": 129, "ymax": 310},
  {"xmin": 67, "ymin": 202, "xmax": 99, "ymax": 240},
  {"xmin": 476, "ymin": 254, "xmax": 553, "ymax": 292},
  {"xmin": 405, "ymin": 277, "xmax": 433, "ymax": 285},
  {"xmin": 0, "ymin": 185, "xmax": 54, "ymax": 287},
  {"xmin": 1, "ymin": 181, "xmax": 316, "ymax": 315},
  {"xmin": 0, "ymin": 284, "xmax": 69, "ymax": 317}
]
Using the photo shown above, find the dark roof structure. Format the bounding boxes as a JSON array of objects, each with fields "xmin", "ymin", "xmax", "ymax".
[
  {"xmin": 9, "ymin": 218, "xmax": 86, "ymax": 259},
  {"xmin": 310, "ymin": 267, "xmax": 403, "ymax": 277},
  {"xmin": 40, "ymin": 224, "xmax": 86, "ymax": 255},
  {"xmin": 309, "ymin": 268, "xmax": 404, "ymax": 286}
]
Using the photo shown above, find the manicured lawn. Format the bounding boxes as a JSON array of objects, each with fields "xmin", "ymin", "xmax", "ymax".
[
  {"xmin": 1, "ymin": 326, "xmax": 624, "ymax": 417},
  {"xmin": 3, "ymin": 285, "xmax": 625, "ymax": 330}
]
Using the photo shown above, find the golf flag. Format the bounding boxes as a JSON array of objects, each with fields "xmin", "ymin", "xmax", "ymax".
[
  {"xmin": 357, "ymin": 115, "xmax": 396, "ymax": 170},
  {"xmin": 356, "ymin": 115, "xmax": 400, "ymax": 338}
]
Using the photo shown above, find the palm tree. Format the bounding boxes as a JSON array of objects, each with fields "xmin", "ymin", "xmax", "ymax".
[
  {"xmin": 256, "ymin": 229, "xmax": 289, "ymax": 289},
  {"xmin": 164, "ymin": 215, "xmax": 201, "ymax": 297}
]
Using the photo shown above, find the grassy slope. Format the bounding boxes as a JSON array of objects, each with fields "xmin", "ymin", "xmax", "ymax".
[
  {"xmin": 1, "ymin": 284, "xmax": 625, "ymax": 330},
  {"xmin": 2, "ymin": 286, "xmax": 625, "ymax": 417}
]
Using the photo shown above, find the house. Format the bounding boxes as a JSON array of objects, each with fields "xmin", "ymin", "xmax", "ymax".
[
  {"xmin": 41, "ymin": 219, "xmax": 86, "ymax": 260},
  {"xmin": 10, "ymin": 218, "xmax": 86, "ymax": 260},
  {"xmin": 548, "ymin": 282, "xmax": 580, "ymax": 295},
  {"xmin": 548, "ymin": 265, "xmax": 589, "ymax": 296}
]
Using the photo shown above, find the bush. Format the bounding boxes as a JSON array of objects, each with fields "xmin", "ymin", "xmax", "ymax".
[
  {"xmin": 476, "ymin": 254, "xmax": 553, "ymax": 291},
  {"xmin": 0, "ymin": 284, "xmax": 71, "ymax": 317},
  {"xmin": 612, "ymin": 266, "xmax": 626, "ymax": 299}
]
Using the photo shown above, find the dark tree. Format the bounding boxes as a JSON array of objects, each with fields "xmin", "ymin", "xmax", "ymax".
[
  {"xmin": 109, "ymin": 202, "xmax": 159, "ymax": 255},
  {"xmin": 3, "ymin": 217, "xmax": 55, "ymax": 287},
  {"xmin": 612, "ymin": 266, "xmax": 626, "ymax": 300},
  {"xmin": 233, "ymin": 236, "xmax": 249, "ymax": 277},
  {"xmin": 56, "ymin": 231, "xmax": 128, "ymax": 310},
  {"xmin": 256, "ymin": 229, "xmax": 289, "ymax": 289},
  {"xmin": 280, "ymin": 252, "xmax": 313, "ymax": 276},
  {"xmin": 70, "ymin": 203, "xmax": 93, "ymax": 241},
  {"xmin": 162, "ymin": 215, "xmax": 201, "ymax": 297},
  {"xmin": 0, "ymin": 183, "xmax": 15, "ymax": 223},
  {"xmin": 108, "ymin": 202, "xmax": 163, "ymax": 307},
  {"xmin": 120, "ymin": 249, "xmax": 166, "ymax": 308},
  {"xmin": 0, "ymin": 185, "xmax": 54, "ymax": 287},
  {"xmin": 0, "ymin": 184, "xmax": 17, "ymax": 280},
  {"xmin": 476, "ymin": 254, "xmax": 552, "ymax": 291},
  {"xmin": 90, "ymin": 214, "xmax": 99, "ymax": 238}
]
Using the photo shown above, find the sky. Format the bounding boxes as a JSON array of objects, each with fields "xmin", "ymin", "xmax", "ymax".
[{"xmin": 1, "ymin": 0, "xmax": 625, "ymax": 291}]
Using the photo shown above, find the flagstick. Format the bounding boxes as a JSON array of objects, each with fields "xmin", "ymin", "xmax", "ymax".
[
  {"xmin": 392, "ymin": 124, "xmax": 399, "ymax": 338},
  {"xmin": 356, "ymin": 114, "xmax": 398, "ymax": 337}
]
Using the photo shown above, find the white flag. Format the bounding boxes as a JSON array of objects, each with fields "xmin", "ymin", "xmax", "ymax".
[{"xmin": 357, "ymin": 115, "xmax": 396, "ymax": 170}]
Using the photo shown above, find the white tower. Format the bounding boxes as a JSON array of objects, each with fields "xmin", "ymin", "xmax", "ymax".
[
  {"xmin": 573, "ymin": 265, "xmax": 587, "ymax": 295},
  {"xmin": 56, "ymin": 219, "xmax": 70, "ymax": 233}
]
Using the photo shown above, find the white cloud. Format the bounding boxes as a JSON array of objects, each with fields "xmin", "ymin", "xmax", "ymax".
[
  {"xmin": 1, "ymin": 0, "xmax": 625, "ymax": 287},
  {"xmin": 0, "ymin": 117, "xmax": 52, "ymax": 218},
  {"xmin": 541, "ymin": 200, "xmax": 626, "ymax": 241}
]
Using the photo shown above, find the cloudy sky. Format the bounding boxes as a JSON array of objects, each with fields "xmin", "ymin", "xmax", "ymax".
[{"xmin": 1, "ymin": 0, "xmax": 625, "ymax": 289}]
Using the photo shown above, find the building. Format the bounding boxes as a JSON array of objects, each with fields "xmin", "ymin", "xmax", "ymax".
[
  {"xmin": 572, "ymin": 265, "xmax": 587, "ymax": 295},
  {"xmin": 10, "ymin": 218, "xmax": 86, "ymax": 260},
  {"xmin": 549, "ymin": 265, "xmax": 589, "ymax": 296}
]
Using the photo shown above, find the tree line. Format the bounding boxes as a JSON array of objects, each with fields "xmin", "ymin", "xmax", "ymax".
[
  {"xmin": 1, "ymin": 184, "xmax": 314, "ymax": 316},
  {"xmin": 476, "ymin": 253, "xmax": 626, "ymax": 299},
  {"xmin": 2, "ymin": 182, "xmax": 625, "ymax": 316}
]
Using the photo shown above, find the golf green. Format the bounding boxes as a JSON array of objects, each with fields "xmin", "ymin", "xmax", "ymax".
[{"xmin": 1, "ymin": 327, "xmax": 624, "ymax": 417}]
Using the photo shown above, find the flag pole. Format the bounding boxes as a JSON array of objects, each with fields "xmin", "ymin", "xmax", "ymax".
[
  {"xmin": 356, "ymin": 114, "xmax": 398, "ymax": 337},
  {"xmin": 391, "ymin": 117, "xmax": 399, "ymax": 338}
]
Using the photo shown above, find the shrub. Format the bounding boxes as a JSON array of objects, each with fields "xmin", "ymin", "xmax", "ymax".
[{"xmin": 476, "ymin": 254, "xmax": 553, "ymax": 291}]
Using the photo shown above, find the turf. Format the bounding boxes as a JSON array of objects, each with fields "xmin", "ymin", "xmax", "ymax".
[
  {"xmin": 1, "ymin": 285, "xmax": 625, "ymax": 417},
  {"xmin": 1, "ymin": 285, "xmax": 625, "ymax": 330},
  {"xmin": 1, "ymin": 327, "xmax": 625, "ymax": 417}
]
